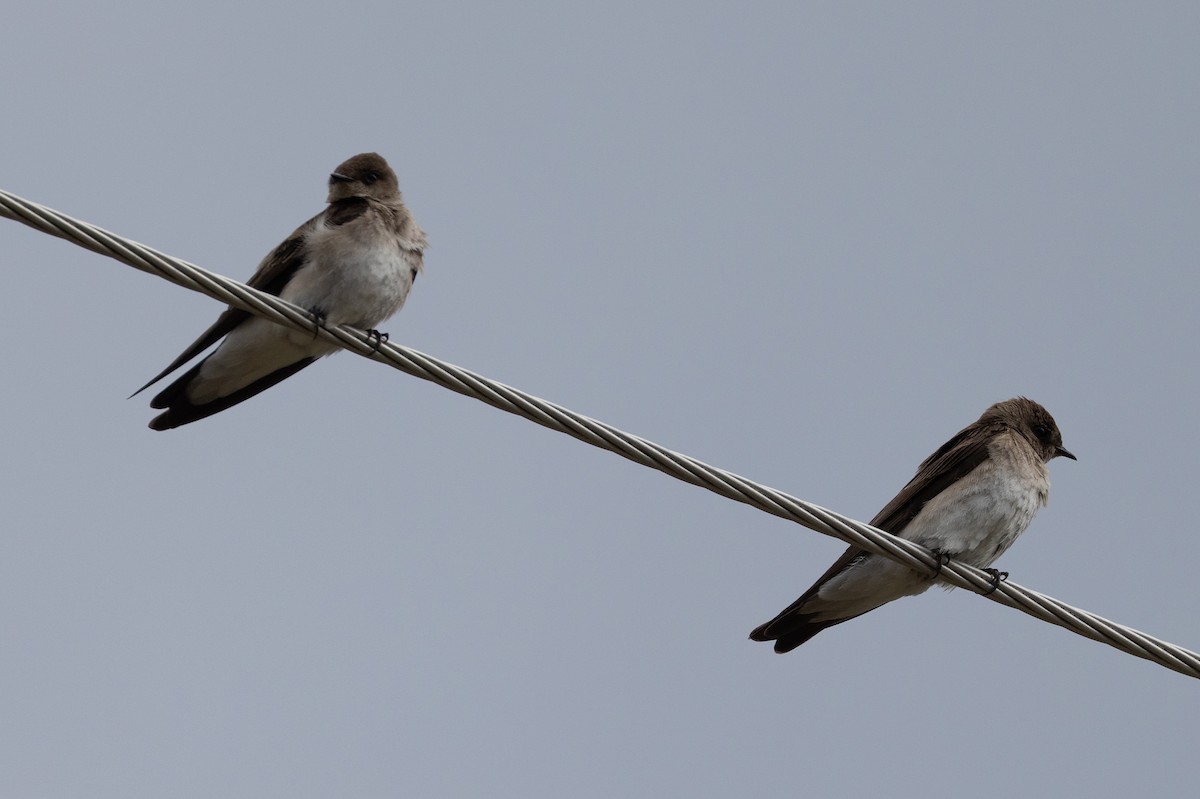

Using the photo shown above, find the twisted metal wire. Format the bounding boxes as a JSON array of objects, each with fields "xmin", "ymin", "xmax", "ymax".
[{"xmin": 3, "ymin": 187, "xmax": 1197, "ymax": 680}]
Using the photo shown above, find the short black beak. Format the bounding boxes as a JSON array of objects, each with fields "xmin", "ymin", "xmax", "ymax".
[
  {"xmin": 1055, "ymin": 445, "xmax": 1077, "ymax": 461},
  {"xmin": 329, "ymin": 171, "xmax": 354, "ymax": 184}
]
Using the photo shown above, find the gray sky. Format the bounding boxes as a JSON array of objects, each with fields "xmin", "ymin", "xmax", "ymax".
[{"xmin": 3, "ymin": 2, "xmax": 1198, "ymax": 797}]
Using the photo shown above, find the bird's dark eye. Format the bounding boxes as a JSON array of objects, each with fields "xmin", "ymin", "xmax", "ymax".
[
  {"xmin": 363, "ymin": 172, "xmax": 379, "ymax": 186},
  {"xmin": 1032, "ymin": 424, "xmax": 1049, "ymax": 439}
]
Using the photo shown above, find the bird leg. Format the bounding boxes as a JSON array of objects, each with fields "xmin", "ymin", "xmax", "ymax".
[
  {"xmin": 307, "ymin": 306, "xmax": 327, "ymax": 338},
  {"xmin": 364, "ymin": 329, "xmax": 389, "ymax": 352},
  {"xmin": 929, "ymin": 550, "xmax": 952, "ymax": 579},
  {"xmin": 981, "ymin": 568, "xmax": 1009, "ymax": 596}
]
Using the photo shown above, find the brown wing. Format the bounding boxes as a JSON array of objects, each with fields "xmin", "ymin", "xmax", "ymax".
[
  {"xmin": 749, "ymin": 420, "xmax": 999, "ymax": 651},
  {"xmin": 130, "ymin": 215, "xmax": 317, "ymax": 397},
  {"xmin": 800, "ymin": 421, "xmax": 998, "ymax": 597},
  {"xmin": 868, "ymin": 421, "xmax": 998, "ymax": 533}
]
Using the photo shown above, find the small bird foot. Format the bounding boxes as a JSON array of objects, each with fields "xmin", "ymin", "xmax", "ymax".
[
  {"xmin": 365, "ymin": 329, "xmax": 389, "ymax": 352},
  {"xmin": 929, "ymin": 550, "xmax": 952, "ymax": 579},
  {"xmin": 308, "ymin": 307, "xmax": 327, "ymax": 338},
  {"xmin": 981, "ymin": 568, "xmax": 1009, "ymax": 596}
]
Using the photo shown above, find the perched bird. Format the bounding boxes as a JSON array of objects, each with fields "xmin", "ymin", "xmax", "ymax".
[
  {"xmin": 750, "ymin": 397, "xmax": 1075, "ymax": 652},
  {"xmin": 134, "ymin": 152, "xmax": 425, "ymax": 430}
]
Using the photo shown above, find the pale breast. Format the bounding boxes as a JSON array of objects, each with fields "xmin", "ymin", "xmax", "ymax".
[
  {"xmin": 902, "ymin": 431, "xmax": 1050, "ymax": 567},
  {"xmin": 282, "ymin": 211, "xmax": 419, "ymax": 330}
]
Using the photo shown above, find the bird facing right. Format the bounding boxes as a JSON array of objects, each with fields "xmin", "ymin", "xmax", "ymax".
[{"xmin": 750, "ymin": 397, "xmax": 1075, "ymax": 653}]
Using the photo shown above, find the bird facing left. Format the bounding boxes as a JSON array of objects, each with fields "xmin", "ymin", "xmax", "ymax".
[{"xmin": 132, "ymin": 152, "xmax": 426, "ymax": 430}]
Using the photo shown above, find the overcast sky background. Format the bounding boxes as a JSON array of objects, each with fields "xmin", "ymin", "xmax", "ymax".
[{"xmin": 2, "ymin": 3, "xmax": 1198, "ymax": 797}]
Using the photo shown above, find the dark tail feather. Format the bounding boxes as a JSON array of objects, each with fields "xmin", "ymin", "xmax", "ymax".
[
  {"xmin": 130, "ymin": 308, "xmax": 249, "ymax": 399},
  {"xmin": 749, "ymin": 616, "xmax": 850, "ymax": 653},
  {"xmin": 148, "ymin": 356, "xmax": 317, "ymax": 430}
]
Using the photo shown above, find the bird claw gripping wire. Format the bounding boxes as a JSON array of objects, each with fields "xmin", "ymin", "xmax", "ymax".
[
  {"xmin": 981, "ymin": 568, "xmax": 1009, "ymax": 596},
  {"xmin": 929, "ymin": 550, "xmax": 952, "ymax": 579},
  {"xmin": 365, "ymin": 329, "xmax": 389, "ymax": 353},
  {"xmin": 307, "ymin": 306, "xmax": 327, "ymax": 338}
]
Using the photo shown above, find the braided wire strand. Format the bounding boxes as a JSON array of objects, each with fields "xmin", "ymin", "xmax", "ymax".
[{"xmin": 3, "ymin": 187, "xmax": 1197, "ymax": 680}]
